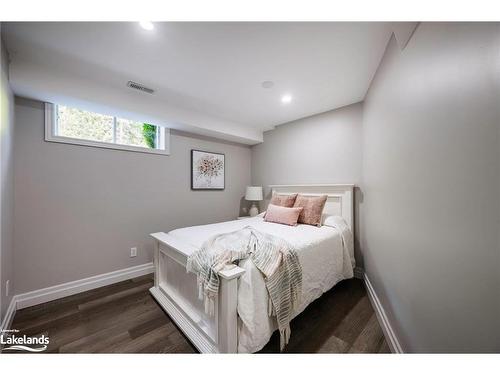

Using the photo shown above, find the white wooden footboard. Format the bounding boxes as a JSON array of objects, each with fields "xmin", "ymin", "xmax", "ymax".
[{"xmin": 149, "ymin": 232, "xmax": 245, "ymax": 353}]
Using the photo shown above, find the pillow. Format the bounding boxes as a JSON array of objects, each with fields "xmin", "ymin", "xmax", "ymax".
[
  {"xmin": 293, "ymin": 194, "xmax": 328, "ymax": 227},
  {"xmin": 264, "ymin": 204, "xmax": 303, "ymax": 226},
  {"xmin": 268, "ymin": 192, "xmax": 298, "ymax": 208},
  {"xmin": 322, "ymin": 214, "xmax": 348, "ymax": 229}
]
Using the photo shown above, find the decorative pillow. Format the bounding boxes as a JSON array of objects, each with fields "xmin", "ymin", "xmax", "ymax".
[
  {"xmin": 264, "ymin": 204, "xmax": 303, "ymax": 226},
  {"xmin": 293, "ymin": 194, "xmax": 328, "ymax": 227},
  {"xmin": 268, "ymin": 192, "xmax": 298, "ymax": 208}
]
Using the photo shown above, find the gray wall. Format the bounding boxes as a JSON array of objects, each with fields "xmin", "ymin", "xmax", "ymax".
[
  {"xmin": 361, "ymin": 23, "xmax": 500, "ymax": 352},
  {"xmin": 251, "ymin": 103, "xmax": 364, "ymax": 264},
  {"xmin": 13, "ymin": 98, "xmax": 251, "ymax": 294},
  {"xmin": 1, "ymin": 38, "xmax": 15, "ymax": 322}
]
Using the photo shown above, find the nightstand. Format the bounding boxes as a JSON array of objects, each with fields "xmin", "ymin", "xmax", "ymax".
[{"xmin": 237, "ymin": 216, "xmax": 251, "ymax": 220}]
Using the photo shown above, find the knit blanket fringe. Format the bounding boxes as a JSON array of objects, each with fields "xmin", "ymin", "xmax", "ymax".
[{"xmin": 186, "ymin": 226, "xmax": 302, "ymax": 351}]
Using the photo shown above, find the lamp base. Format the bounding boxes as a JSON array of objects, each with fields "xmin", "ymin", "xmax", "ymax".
[{"xmin": 249, "ymin": 202, "xmax": 259, "ymax": 217}]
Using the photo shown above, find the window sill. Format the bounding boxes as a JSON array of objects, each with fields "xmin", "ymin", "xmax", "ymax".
[{"xmin": 45, "ymin": 134, "xmax": 171, "ymax": 156}]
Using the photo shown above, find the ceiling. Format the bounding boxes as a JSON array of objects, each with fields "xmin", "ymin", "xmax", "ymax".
[{"xmin": 2, "ymin": 22, "xmax": 393, "ymax": 143}]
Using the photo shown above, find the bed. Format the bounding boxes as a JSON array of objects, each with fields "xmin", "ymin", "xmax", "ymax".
[{"xmin": 149, "ymin": 184, "xmax": 355, "ymax": 353}]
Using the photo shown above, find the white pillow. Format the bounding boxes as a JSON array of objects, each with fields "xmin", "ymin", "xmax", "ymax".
[{"xmin": 322, "ymin": 214, "xmax": 347, "ymax": 228}]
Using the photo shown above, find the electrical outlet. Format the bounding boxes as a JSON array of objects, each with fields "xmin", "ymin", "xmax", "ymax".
[
  {"xmin": 6, "ymin": 280, "xmax": 10, "ymax": 297},
  {"xmin": 130, "ymin": 247, "xmax": 137, "ymax": 257}
]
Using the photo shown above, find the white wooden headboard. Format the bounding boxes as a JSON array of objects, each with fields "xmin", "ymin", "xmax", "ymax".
[{"xmin": 268, "ymin": 184, "xmax": 354, "ymax": 231}]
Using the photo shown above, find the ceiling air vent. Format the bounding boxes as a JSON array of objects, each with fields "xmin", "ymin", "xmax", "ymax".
[{"xmin": 126, "ymin": 81, "xmax": 155, "ymax": 94}]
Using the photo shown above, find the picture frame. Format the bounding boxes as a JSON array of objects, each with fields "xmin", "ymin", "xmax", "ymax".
[{"xmin": 191, "ymin": 149, "xmax": 225, "ymax": 190}]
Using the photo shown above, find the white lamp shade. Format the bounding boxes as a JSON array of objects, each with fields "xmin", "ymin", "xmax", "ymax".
[{"xmin": 245, "ymin": 186, "xmax": 263, "ymax": 201}]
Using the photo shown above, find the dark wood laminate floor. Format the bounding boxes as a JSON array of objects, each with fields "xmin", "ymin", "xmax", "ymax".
[{"xmin": 4, "ymin": 274, "xmax": 390, "ymax": 354}]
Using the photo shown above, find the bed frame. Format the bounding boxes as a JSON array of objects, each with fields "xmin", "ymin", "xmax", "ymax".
[{"xmin": 149, "ymin": 184, "xmax": 354, "ymax": 353}]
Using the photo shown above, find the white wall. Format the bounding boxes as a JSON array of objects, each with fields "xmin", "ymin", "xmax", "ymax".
[
  {"xmin": 361, "ymin": 23, "xmax": 500, "ymax": 352},
  {"xmin": 1, "ymin": 38, "xmax": 15, "ymax": 322},
  {"xmin": 13, "ymin": 98, "xmax": 251, "ymax": 294},
  {"xmin": 251, "ymin": 103, "xmax": 364, "ymax": 264}
]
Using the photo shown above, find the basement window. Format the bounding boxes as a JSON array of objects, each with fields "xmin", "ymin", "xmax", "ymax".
[{"xmin": 45, "ymin": 103, "xmax": 170, "ymax": 155}]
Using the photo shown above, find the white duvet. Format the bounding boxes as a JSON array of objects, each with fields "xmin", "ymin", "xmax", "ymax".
[{"xmin": 168, "ymin": 215, "xmax": 355, "ymax": 353}]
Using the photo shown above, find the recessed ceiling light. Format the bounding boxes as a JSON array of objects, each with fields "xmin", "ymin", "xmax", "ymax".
[
  {"xmin": 281, "ymin": 94, "xmax": 292, "ymax": 104},
  {"xmin": 261, "ymin": 81, "xmax": 274, "ymax": 89},
  {"xmin": 139, "ymin": 21, "xmax": 154, "ymax": 31}
]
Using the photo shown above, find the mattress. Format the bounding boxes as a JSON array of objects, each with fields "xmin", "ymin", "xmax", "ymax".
[{"xmin": 169, "ymin": 215, "xmax": 354, "ymax": 353}]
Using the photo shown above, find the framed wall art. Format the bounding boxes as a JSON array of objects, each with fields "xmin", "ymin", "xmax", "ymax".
[{"xmin": 191, "ymin": 149, "xmax": 225, "ymax": 190}]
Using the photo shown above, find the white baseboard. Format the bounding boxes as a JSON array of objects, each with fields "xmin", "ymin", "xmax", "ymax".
[
  {"xmin": 15, "ymin": 263, "xmax": 154, "ymax": 310},
  {"xmin": 0, "ymin": 296, "xmax": 17, "ymax": 332},
  {"xmin": 363, "ymin": 273, "xmax": 404, "ymax": 353}
]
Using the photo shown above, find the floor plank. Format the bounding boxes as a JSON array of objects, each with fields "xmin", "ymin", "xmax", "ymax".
[
  {"xmin": 317, "ymin": 336, "xmax": 350, "ymax": 353},
  {"xmin": 348, "ymin": 314, "xmax": 386, "ymax": 353},
  {"xmin": 332, "ymin": 295, "xmax": 374, "ymax": 346},
  {"xmin": 378, "ymin": 339, "xmax": 392, "ymax": 353},
  {"xmin": 4, "ymin": 274, "xmax": 390, "ymax": 354}
]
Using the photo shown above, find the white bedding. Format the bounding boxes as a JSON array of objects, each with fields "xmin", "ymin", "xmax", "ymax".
[{"xmin": 169, "ymin": 216, "xmax": 355, "ymax": 353}]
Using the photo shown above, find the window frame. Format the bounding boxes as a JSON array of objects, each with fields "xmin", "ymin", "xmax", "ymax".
[{"xmin": 44, "ymin": 103, "xmax": 170, "ymax": 156}]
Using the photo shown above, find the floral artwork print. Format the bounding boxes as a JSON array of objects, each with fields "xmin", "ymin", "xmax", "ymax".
[{"xmin": 191, "ymin": 150, "xmax": 225, "ymax": 189}]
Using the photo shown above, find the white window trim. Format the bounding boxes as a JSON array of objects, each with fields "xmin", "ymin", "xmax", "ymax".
[{"xmin": 44, "ymin": 103, "xmax": 170, "ymax": 156}]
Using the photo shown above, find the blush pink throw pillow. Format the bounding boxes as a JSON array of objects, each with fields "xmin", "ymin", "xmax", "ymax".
[
  {"xmin": 293, "ymin": 194, "xmax": 328, "ymax": 227},
  {"xmin": 269, "ymin": 193, "xmax": 298, "ymax": 208},
  {"xmin": 264, "ymin": 204, "xmax": 303, "ymax": 226}
]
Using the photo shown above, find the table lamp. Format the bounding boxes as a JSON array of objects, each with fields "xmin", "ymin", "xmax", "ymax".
[{"xmin": 245, "ymin": 186, "xmax": 263, "ymax": 217}]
